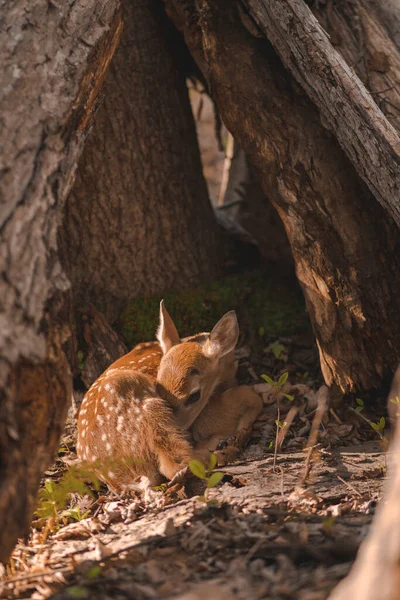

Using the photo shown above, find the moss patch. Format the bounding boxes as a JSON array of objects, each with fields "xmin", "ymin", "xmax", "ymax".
[{"xmin": 118, "ymin": 268, "xmax": 309, "ymax": 348}]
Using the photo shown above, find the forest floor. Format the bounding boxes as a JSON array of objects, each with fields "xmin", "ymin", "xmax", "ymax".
[{"xmin": 0, "ymin": 335, "xmax": 390, "ymax": 600}]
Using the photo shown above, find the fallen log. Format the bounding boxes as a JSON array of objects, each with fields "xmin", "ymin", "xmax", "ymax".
[{"xmin": 242, "ymin": 0, "xmax": 400, "ymax": 227}]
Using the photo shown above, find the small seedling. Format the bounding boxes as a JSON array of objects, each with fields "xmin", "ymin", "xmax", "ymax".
[
  {"xmin": 189, "ymin": 453, "xmax": 225, "ymax": 502},
  {"xmin": 77, "ymin": 351, "xmax": 85, "ymax": 371},
  {"xmin": 370, "ymin": 416, "xmax": 385, "ymax": 436},
  {"xmin": 269, "ymin": 340, "xmax": 285, "ymax": 360},
  {"xmin": 296, "ymin": 371, "xmax": 309, "ymax": 383},
  {"xmin": 261, "ymin": 372, "xmax": 293, "ymax": 469},
  {"xmin": 355, "ymin": 398, "xmax": 364, "ymax": 413},
  {"xmin": 323, "ymin": 516, "xmax": 336, "ymax": 532},
  {"xmin": 35, "ymin": 465, "xmax": 100, "ymax": 529},
  {"xmin": 262, "ymin": 371, "xmax": 289, "ymax": 390}
]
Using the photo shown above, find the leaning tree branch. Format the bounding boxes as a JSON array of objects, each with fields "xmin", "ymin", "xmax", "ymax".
[{"xmin": 242, "ymin": 0, "xmax": 400, "ymax": 227}]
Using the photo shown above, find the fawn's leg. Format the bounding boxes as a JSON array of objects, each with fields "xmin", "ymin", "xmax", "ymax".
[
  {"xmin": 192, "ymin": 385, "xmax": 263, "ymax": 452},
  {"xmin": 145, "ymin": 398, "xmax": 210, "ymax": 481}
]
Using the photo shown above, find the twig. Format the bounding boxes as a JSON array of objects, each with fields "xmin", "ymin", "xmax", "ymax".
[
  {"xmin": 2, "ymin": 566, "xmax": 73, "ymax": 586},
  {"xmin": 277, "ymin": 405, "xmax": 299, "ymax": 449},
  {"xmin": 217, "ymin": 132, "xmax": 235, "ymax": 206},
  {"xmin": 348, "ymin": 406, "xmax": 386, "ymax": 441},
  {"xmin": 302, "ymin": 386, "xmax": 329, "ymax": 485},
  {"xmin": 329, "ymin": 407, "xmax": 343, "ymax": 424},
  {"xmin": 273, "ymin": 400, "xmax": 281, "ymax": 471},
  {"xmin": 337, "ymin": 475, "xmax": 362, "ymax": 497}
]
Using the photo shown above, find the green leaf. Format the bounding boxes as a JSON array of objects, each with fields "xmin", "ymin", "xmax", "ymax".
[
  {"xmin": 44, "ymin": 479, "xmax": 55, "ymax": 495},
  {"xmin": 258, "ymin": 327, "xmax": 265, "ymax": 337},
  {"xmin": 390, "ymin": 396, "xmax": 400, "ymax": 405},
  {"xmin": 275, "ymin": 419, "xmax": 285, "ymax": 429},
  {"xmin": 379, "ymin": 416, "xmax": 386, "ymax": 429},
  {"xmin": 188, "ymin": 460, "xmax": 207, "ymax": 480},
  {"xmin": 261, "ymin": 374, "xmax": 275, "ymax": 386},
  {"xmin": 86, "ymin": 565, "xmax": 102, "ymax": 580},
  {"xmin": 270, "ymin": 341, "xmax": 285, "ymax": 359},
  {"xmin": 198, "ymin": 494, "xmax": 206, "ymax": 503},
  {"xmin": 356, "ymin": 398, "xmax": 364, "ymax": 406},
  {"xmin": 355, "ymin": 406, "xmax": 364, "ymax": 413},
  {"xmin": 268, "ymin": 440, "xmax": 274, "ymax": 449},
  {"xmin": 66, "ymin": 586, "xmax": 89, "ymax": 599},
  {"xmin": 283, "ymin": 393, "xmax": 294, "ymax": 401},
  {"xmin": 208, "ymin": 453, "xmax": 217, "ymax": 472},
  {"xmin": 207, "ymin": 472, "xmax": 225, "ymax": 488},
  {"xmin": 277, "ymin": 372, "xmax": 289, "ymax": 388}
]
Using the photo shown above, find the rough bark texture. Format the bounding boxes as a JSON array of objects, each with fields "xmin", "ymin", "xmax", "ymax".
[
  {"xmin": 79, "ymin": 305, "xmax": 127, "ymax": 388},
  {"xmin": 244, "ymin": 0, "xmax": 400, "ymax": 227},
  {"xmin": 310, "ymin": 0, "xmax": 400, "ymax": 136},
  {"xmin": 62, "ymin": 0, "xmax": 220, "ymax": 322},
  {"xmin": 165, "ymin": 0, "xmax": 400, "ymax": 393},
  {"xmin": 0, "ymin": 0, "xmax": 122, "ymax": 563}
]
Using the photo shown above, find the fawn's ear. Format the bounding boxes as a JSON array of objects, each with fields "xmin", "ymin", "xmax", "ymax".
[
  {"xmin": 204, "ymin": 311, "xmax": 239, "ymax": 359},
  {"xmin": 157, "ymin": 300, "xmax": 181, "ymax": 354}
]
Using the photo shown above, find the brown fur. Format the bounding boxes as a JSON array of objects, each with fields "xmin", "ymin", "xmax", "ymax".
[{"xmin": 77, "ymin": 303, "xmax": 261, "ymax": 492}]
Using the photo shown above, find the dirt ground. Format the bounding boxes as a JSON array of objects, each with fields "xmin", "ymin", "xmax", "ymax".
[{"xmin": 0, "ymin": 336, "xmax": 390, "ymax": 600}]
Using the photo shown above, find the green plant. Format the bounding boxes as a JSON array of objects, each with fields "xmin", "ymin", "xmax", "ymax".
[
  {"xmin": 77, "ymin": 350, "xmax": 85, "ymax": 371},
  {"xmin": 262, "ymin": 372, "xmax": 294, "ymax": 468},
  {"xmin": 35, "ymin": 464, "xmax": 100, "ymax": 528},
  {"xmin": 296, "ymin": 371, "xmax": 309, "ymax": 382},
  {"xmin": 370, "ymin": 416, "xmax": 385, "ymax": 436},
  {"xmin": 261, "ymin": 372, "xmax": 294, "ymax": 401},
  {"xmin": 354, "ymin": 398, "xmax": 364, "ymax": 413},
  {"xmin": 269, "ymin": 340, "xmax": 285, "ymax": 360},
  {"xmin": 189, "ymin": 453, "xmax": 225, "ymax": 502}
]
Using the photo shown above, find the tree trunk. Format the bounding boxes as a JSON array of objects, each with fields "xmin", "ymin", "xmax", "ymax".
[
  {"xmin": 165, "ymin": 0, "xmax": 400, "ymax": 394},
  {"xmin": 61, "ymin": 0, "xmax": 220, "ymax": 323},
  {"xmin": 243, "ymin": 0, "xmax": 400, "ymax": 228},
  {"xmin": 0, "ymin": 0, "xmax": 122, "ymax": 563}
]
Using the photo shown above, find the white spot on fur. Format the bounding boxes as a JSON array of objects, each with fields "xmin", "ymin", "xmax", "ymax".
[
  {"xmin": 117, "ymin": 416, "xmax": 124, "ymax": 433},
  {"xmin": 101, "ymin": 433, "xmax": 107, "ymax": 441},
  {"xmin": 106, "ymin": 442, "xmax": 112, "ymax": 451},
  {"xmin": 108, "ymin": 471, "xmax": 116, "ymax": 479},
  {"xmin": 81, "ymin": 430, "xmax": 86, "ymax": 438},
  {"xmin": 97, "ymin": 415, "xmax": 105, "ymax": 425}
]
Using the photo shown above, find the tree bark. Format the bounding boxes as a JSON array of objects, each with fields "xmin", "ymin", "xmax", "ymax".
[
  {"xmin": 0, "ymin": 0, "xmax": 122, "ymax": 563},
  {"xmin": 61, "ymin": 0, "xmax": 220, "ymax": 323},
  {"xmin": 310, "ymin": 0, "xmax": 400, "ymax": 134},
  {"xmin": 243, "ymin": 0, "xmax": 400, "ymax": 228},
  {"xmin": 165, "ymin": 0, "xmax": 400, "ymax": 394}
]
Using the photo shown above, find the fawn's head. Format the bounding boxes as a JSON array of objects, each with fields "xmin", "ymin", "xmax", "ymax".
[{"xmin": 156, "ymin": 301, "xmax": 239, "ymax": 429}]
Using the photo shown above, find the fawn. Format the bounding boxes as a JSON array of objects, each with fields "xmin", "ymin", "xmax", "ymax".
[{"xmin": 77, "ymin": 302, "xmax": 262, "ymax": 492}]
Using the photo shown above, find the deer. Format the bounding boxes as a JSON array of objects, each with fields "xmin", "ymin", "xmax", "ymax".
[{"xmin": 76, "ymin": 302, "xmax": 262, "ymax": 493}]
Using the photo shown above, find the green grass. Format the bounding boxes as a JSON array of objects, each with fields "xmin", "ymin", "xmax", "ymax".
[{"xmin": 118, "ymin": 267, "xmax": 308, "ymax": 348}]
